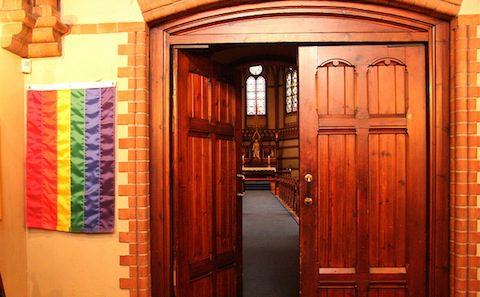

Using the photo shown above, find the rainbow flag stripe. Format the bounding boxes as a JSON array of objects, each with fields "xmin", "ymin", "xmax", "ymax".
[{"xmin": 26, "ymin": 85, "xmax": 115, "ymax": 233}]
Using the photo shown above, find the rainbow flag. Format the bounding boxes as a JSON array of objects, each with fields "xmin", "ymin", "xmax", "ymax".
[{"xmin": 26, "ymin": 83, "xmax": 116, "ymax": 233}]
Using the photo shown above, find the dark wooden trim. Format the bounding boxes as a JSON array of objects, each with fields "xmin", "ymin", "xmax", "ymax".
[
  {"xmin": 230, "ymin": 55, "xmax": 296, "ymax": 68},
  {"xmin": 235, "ymin": 69, "xmax": 243, "ymax": 297},
  {"xmin": 241, "ymin": 71, "xmax": 247, "ymax": 129},
  {"xmin": 284, "ymin": 113, "xmax": 298, "ymax": 128},
  {"xmin": 245, "ymin": 177, "xmax": 276, "ymax": 181},
  {"xmin": 427, "ymin": 20, "xmax": 450, "ymax": 297},
  {"xmin": 149, "ymin": 2, "xmax": 450, "ymax": 297},
  {"xmin": 150, "ymin": 28, "xmax": 172, "ymax": 297},
  {"xmin": 274, "ymin": 66, "xmax": 280, "ymax": 130},
  {"xmin": 278, "ymin": 156, "xmax": 299, "ymax": 160},
  {"xmin": 279, "ymin": 136, "xmax": 299, "ymax": 141},
  {"xmin": 161, "ymin": 2, "xmax": 436, "ymax": 31},
  {"xmin": 233, "ymin": 57, "xmax": 296, "ymax": 68},
  {"xmin": 169, "ymin": 32, "xmax": 429, "ymax": 44},
  {"xmin": 279, "ymin": 145, "xmax": 299, "ymax": 149}
]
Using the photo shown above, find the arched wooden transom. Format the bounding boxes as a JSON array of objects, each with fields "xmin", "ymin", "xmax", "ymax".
[{"xmin": 138, "ymin": 0, "xmax": 461, "ymax": 23}]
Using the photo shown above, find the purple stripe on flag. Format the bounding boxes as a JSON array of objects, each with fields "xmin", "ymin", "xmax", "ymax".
[
  {"xmin": 84, "ymin": 88, "xmax": 101, "ymax": 232},
  {"xmin": 99, "ymin": 87, "xmax": 115, "ymax": 232}
]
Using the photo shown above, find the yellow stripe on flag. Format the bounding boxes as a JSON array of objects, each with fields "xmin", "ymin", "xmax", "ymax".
[{"xmin": 57, "ymin": 89, "xmax": 72, "ymax": 231}]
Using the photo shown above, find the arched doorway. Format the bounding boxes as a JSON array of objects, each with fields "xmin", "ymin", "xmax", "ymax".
[{"xmin": 149, "ymin": 2, "xmax": 450, "ymax": 296}]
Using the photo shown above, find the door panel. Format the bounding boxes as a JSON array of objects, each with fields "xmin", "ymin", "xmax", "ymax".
[
  {"xmin": 299, "ymin": 45, "xmax": 426, "ymax": 297},
  {"xmin": 317, "ymin": 134, "xmax": 357, "ymax": 270},
  {"xmin": 316, "ymin": 61, "xmax": 356, "ymax": 116},
  {"xmin": 318, "ymin": 288, "xmax": 356, "ymax": 297},
  {"xmin": 367, "ymin": 61, "xmax": 407, "ymax": 115},
  {"xmin": 174, "ymin": 50, "xmax": 241, "ymax": 297},
  {"xmin": 215, "ymin": 139, "xmax": 237, "ymax": 256},
  {"xmin": 186, "ymin": 137, "xmax": 213, "ymax": 269},
  {"xmin": 216, "ymin": 268, "xmax": 237, "ymax": 297},
  {"xmin": 190, "ymin": 277, "xmax": 212, "ymax": 297},
  {"xmin": 368, "ymin": 133, "xmax": 407, "ymax": 269},
  {"xmin": 368, "ymin": 288, "xmax": 406, "ymax": 297}
]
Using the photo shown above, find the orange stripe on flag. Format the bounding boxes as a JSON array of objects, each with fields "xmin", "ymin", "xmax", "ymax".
[{"xmin": 41, "ymin": 91, "xmax": 58, "ymax": 229}]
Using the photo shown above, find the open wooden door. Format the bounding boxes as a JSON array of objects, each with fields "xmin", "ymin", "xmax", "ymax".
[
  {"xmin": 299, "ymin": 45, "xmax": 427, "ymax": 297},
  {"xmin": 172, "ymin": 50, "xmax": 242, "ymax": 297}
]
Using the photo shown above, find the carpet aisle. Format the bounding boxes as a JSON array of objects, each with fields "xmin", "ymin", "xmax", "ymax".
[{"xmin": 243, "ymin": 190, "xmax": 299, "ymax": 297}]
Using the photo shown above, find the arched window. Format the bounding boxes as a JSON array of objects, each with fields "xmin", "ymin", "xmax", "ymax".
[
  {"xmin": 246, "ymin": 65, "xmax": 266, "ymax": 115},
  {"xmin": 286, "ymin": 67, "xmax": 298, "ymax": 113}
]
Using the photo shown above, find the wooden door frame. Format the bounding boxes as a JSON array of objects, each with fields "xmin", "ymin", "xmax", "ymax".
[{"xmin": 149, "ymin": 2, "xmax": 450, "ymax": 296}]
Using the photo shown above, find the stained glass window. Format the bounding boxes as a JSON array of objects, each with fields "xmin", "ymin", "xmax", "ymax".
[
  {"xmin": 246, "ymin": 65, "xmax": 266, "ymax": 115},
  {"xmin": 249, "ymin": 65, "xmax": 263, "ymax": 75},
  {"xmin": 246, "ymin": 76, "xmax": 256, "ymax": 115},
  {"xmin": 286, "ymin": 68, "xmax": 298, "ymax": 113}
]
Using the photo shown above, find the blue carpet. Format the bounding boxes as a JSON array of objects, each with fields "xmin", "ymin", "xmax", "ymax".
[{"xmin": 243, "ymin": 190, "xmax": 299, "ymax": 297}]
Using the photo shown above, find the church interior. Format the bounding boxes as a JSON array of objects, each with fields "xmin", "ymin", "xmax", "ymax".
[
  {"xmin": 177, "ymin": 44, "xmax": 302, "ymax": 296},
  {"xmin": 192, "ymin": 44, "xmax": 300, "ymax": 179}
]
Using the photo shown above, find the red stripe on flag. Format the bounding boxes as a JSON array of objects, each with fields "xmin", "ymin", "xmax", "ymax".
[
  {"xmin": 41, "ymin": 91, "xmax": 58, "ymax": 229},
  {"xmin": 26, "ymin": 91, "xmax": 44, "ymax": 228}
]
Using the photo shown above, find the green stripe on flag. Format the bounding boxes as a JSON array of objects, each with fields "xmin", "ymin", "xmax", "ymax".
[{"xmin": 70, "ymin": 89, "xmax": 85, "ymax": 232}]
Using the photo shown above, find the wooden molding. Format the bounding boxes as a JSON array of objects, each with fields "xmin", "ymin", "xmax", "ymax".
[
  {"xmin": 138, "ymin": 0, "xmax": 462, "ymax": 23},
  {"xmin": 0, "ymin": 3, "xmax": 69, "ymax": 58}
]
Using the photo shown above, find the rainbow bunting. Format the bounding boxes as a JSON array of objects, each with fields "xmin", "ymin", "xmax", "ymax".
[{"xmin": 26, "ymin": 83, "xmax": 116, "ymax": 233}]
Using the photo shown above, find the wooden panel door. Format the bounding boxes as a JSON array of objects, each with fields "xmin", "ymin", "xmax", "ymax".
[
  {"xmin": 173, "ymin": 50, "xmax": 241, "ymax": 297},
  {"xmin": 299, "ymin": 45, "xmax": 427, "ymax": 297}
]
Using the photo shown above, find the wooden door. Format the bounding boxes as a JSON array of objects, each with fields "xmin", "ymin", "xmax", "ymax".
[
  {"xmin": 173, "ymin": 50, "xmax": 242, "ymax": 297},
  {"xmin": 299, "ymin": 45, "xmax": 427, "ymax": 297}
]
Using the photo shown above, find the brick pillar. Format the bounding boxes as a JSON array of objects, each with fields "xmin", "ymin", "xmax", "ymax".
[
  {"xmin": 117, "ymin": 28, "xmax": 151, "ymax": 297},
  {"xmin": 451, "ymin": 16, "xmax": 480, "ymax": 297}
]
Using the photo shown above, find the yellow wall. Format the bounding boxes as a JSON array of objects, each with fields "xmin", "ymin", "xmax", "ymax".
[
  {"xmin": 25, "ymin": 32, "xmax": 132, "ymax": 297},
  {"xmin": 459, "ymin": 0, "xmax": 480, "ymax": 14},
  {"xmin": 61, "ymin": 0, "xmax": 143, "ymax": 24},
  {"xmin": 0, "ymin": 48, "xmax": 28, "ymax": 297},
  {"xmin": 1, "ymin": 0, "xmax": 144, "ymax": 296}
]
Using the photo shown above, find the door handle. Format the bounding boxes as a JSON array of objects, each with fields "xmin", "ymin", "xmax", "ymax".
[
  {"xmin": 237, "ymin": 174, "xmax": 246, "ymax": 197},
  {"xmin": 304, "ymin": 174, "xmax": 313, "ymax": 205}
]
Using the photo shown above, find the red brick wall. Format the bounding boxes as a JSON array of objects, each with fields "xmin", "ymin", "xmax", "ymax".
[
  {"xmin": 118, "ymin": 30, "xmax": 151, "ymax": 297},
  {"xmin": 451, "ymin": 15, "xmax": 480, "ymax": 297}
]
